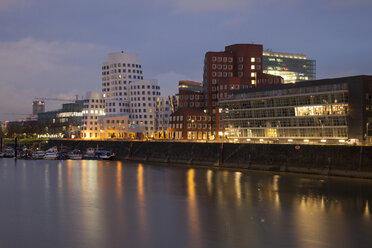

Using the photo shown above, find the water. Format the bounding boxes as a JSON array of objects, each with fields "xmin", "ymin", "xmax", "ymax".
[{"xmin": 0, "ymin": 158, "xmax": 371, "ymax": 248}]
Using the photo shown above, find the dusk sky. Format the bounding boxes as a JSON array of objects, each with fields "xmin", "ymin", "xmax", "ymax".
[{"xmin": 0, "ymin": 0, "xmax": 371, "ymax": 121}]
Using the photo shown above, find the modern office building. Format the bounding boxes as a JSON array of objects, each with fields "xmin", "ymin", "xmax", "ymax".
[
  {"xmin": 102, "ymin": 51, "xmax": 144, "ymax": 115},
  {"xmin": 37, "ymin": 100, "xmax": 83, "ymax": 138},
  {"xmin": 263, "ymin": 50, "xmax": 316, "ymax": 83},
  {"xmin": 155, "ymin": 96, "xmax": 172, "ymax": 138},
  {"xmin": 178, "ymin": 81, "xmax": 205, "ymax": 110},
  {"xmin": 220, "ymin": 75, "xmax": 372, "ymax": 144},
  {"xmin": 179, "ymin": 80, "xmax": 203, "ymax": 92},
  {"xmin": 169, "ymin": 108, "xmax": 210, "ymax": 140},
  {"xmin": 203, "ymin": 44, "xmax": 283, "ymax": 139},
  {"xmin": 100, "ymin": 114, "xmax": 129, "ymax": 139},
  {"xmin": 129, "ymin": 79, "xmax": 161, "ymax": 137},
  {"xmin": 81, "ymin": 92, "xmax": 105, "ymax": 139},
  {"xmin": 32, "ymin": 100, "xmax": 45, "ymax": 115}
]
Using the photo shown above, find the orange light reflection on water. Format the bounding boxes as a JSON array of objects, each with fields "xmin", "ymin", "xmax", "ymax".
[{"xmin": 187, "ymin": 168, "xmax": 201, "ymax": 247}]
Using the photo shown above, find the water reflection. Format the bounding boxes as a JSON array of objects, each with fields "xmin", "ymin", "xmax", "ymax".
[
  {"xmin": 0, "ymin": 158, "xmax": 371, "ymax": 248},
  {"xmin": 187, "ymin": 169, "xmax": 201, "ymax": 247},
  {"xmin": 137, "ymin": 163, "xmax": 149, "ymax": 247}
]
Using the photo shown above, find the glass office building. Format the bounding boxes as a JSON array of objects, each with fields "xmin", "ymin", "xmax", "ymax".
[
  {"xmin": 220, "ymin": 76, "xmax": 372, "ymax": 144},
  {"xmin": 263, "ymin": 51, "xmax": 316, "ymax": 83}
]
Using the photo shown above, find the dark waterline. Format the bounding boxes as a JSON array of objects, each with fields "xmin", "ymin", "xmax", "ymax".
[{"xmin": 0, "ymin": 158, "xmax": 371, "ymax": 248}]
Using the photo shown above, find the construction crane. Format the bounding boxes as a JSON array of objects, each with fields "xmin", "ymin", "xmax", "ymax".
[{"xmin": 34, "ymin": 95, "xmax": 79, "ymax": 102}]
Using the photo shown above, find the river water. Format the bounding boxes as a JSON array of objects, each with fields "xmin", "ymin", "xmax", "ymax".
[{"xmin": 0, "ymin": 158, "xmax": 371, "ymax": 248}]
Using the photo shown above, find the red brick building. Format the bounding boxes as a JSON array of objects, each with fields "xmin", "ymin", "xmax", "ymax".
[
  {"xmin": 178, "ymin": 81, "xmax": 204, "ymax": 110},
  {"xmin": 168, "ymin": 108, "xmax": 210, "ymax": 140},
  {"xmin": 202, "ymin": 44, "xmax": 283, "ymax": 139}
]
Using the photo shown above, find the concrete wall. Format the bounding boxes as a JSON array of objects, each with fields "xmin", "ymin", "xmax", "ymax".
[{"xmin": 47, "ymin": 140, "xmax": 372, "ymax": 179}]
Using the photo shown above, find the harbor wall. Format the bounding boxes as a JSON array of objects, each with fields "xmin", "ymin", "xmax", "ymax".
[{"xmin": 47, "ymin": 140, "xmax": 372, "ymax": 179}]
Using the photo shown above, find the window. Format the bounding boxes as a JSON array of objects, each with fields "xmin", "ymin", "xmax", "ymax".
[
  {"xmin": 251, "ymin": 65, "xmax": 255, "ymax": 70},
  {"xmin": 251, "ymin": 57, "xmax": 255, "ymax": 62},
  {"xmin": 212, "ymin": 57, "xmax": 216, "ymax": 62},
  {"xmin": 239, "ymin": 57, "xmax": 244, "ymax": 62}
]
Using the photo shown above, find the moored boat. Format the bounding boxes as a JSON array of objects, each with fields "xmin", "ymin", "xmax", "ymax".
[
  {"xmin": 95, "ymin": 150, "xmax": 116, "ymax": 160},
  {"xmin": 32, "ymin": 150, "xmax": 46, "ymax": 159},
  {"xmin": 4, "ymin": 147, "xmax": 15, "ymax": 158},
  {"xmin": 68, "ymin": 149, "xmax": 82, "ymax": 160},
  {"xmin": 83, "ymin": 147, "xmax": 96, "ymax": 160},
  {"xmin": 44, "ymin": 152, "xmax": 58, "ymax": 160}
]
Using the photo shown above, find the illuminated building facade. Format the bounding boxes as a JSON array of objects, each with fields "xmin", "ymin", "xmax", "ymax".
[
  {"xmin": 81, "ymin": 92, "xmax": 105, "ymax": 139},
  {"xmin": 129, "ymin": 79, "xmax": 161, "ymax": 137},
  {"xmin": 100, "ymin": 114, "xmax": 129, "ymax": 139},
  {"xmin": 263, "ymin": 51, "xmax": 316, "ymax": 83},
  {"xmin": 102, "ymin": 51, "xmax": 144, "ymax": 115},
  {"xmin": 32, "ymin": 100, "xmax": 45, "ymax": 115},
  {"xmin": 178, "ymin": 81, "xmax": 204, "ymax": 110},
  {"xmin": 155, "ymin": 96, "xmax": 172, "ymax": 138},
  {"xmin": 169, "ymin": 108, "xmax": 210, "ymax": 140},
  {"xmin": 37, "ymin": 101, "xmax": 83, "ymax": 138},
  {"xmin": 203, "ymin": 44, "xmax": 283, "ymax": 139},
  {"xmin": 220, "ymin": 76, "xmax": 372, "ymax": 144}
]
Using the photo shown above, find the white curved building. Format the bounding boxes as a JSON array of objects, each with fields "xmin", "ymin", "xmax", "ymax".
[
  {"xmin": 102, "ymin": 51, "xmax": 144, "ymax": 115},
  {"xmin": 130, "ymin": 79, "xmax": 161, "ymax": 137},
  {"xmin": 81, "ymin": 91, "xmax": 105, "ymax": 139}
]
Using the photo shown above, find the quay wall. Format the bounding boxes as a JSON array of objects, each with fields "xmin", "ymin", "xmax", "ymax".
[{"xmin": 47, "ymin": 140, "xmax": 372, "ymax": 179}]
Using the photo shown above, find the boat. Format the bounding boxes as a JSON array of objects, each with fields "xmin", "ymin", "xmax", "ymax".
[
  {"xmin": 43, "ymin": 147, "xmax": 58, "ymax": 160},
  {"xmin": 57, "ymin": 152, "xmax": 69, "ymax": 160},
  {"xmin": 4, "ymin": 147, "xmax": 15, "ymax": 158},
  {"xmin": 68, "ymin": 149, "xmax": 83, "ymax": 160},
  {"xmin": 0, "ymin": 152, "xmax": 4, "ymax": 158},
  {"xmin": 95, "ymin": 150, "xmax": 116, "ymax": 160},
  {"xmin": 44, "ymin": 152, "xmax": 58, "ymax": 160},
  {"xmin": 83, "ymin": 147, "xmax": 96, "ymax": 160},
  {"xmin": 32, "ymin": 150, "xmax": 46, "ymax": 159},
  {"xmin": 19, "ymin": 148, "xmax": 33, "ymax": 159}
]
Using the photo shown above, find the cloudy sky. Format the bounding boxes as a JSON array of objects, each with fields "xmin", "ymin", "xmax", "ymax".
[{"xmin": 0, "ymin": 0, "xmax": 371, "ymax": 120}]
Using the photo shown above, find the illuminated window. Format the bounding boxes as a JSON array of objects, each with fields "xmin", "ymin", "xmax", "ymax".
[
  {"xmin": 251, "ymin": 72, "xmax": 255, "ymax": 77},
  {"xmin": 251, "ymin": 57, "xmax": 255, "ymax": 62},
  {"xmin": 251, "ymin": 65, "xmax": 255, "ymax": 70}
]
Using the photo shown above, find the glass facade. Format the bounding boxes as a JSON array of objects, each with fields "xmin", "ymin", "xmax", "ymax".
[
  {"xmin": 263, "ymin": 51, "xmax": 316, "ymax": 83},
  {"xmin": 221, "ymin": 83, "xmax": 349, "ymax": 141}
]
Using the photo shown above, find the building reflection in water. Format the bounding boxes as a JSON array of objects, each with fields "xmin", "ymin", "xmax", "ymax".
[
  {"xmin": 235, "ymin": 172, "xmax": 242, "ymax": 206},
  {"xmin": 187, "ymin": 168, "xmax": 201, "ymax": 247},
  {"xmin": 116, "ymin": 161, "xmax": 123, "ymax": 198},
  {"xmin": 206, "ymin": 169, "xmax": 213, "ymax": 196},
  {"xmin": 137, "ymin": 163, "xmax": 149, "ymax": 246}
]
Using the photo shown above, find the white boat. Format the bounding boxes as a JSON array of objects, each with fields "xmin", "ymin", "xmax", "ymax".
[
  {"xmin": 46, "ymin": 146, "xmax": 58, "ymax": 154},
  {"xmin": 0, "ymin": 153, "xmax": 4, "ymax": 158},
  {"xmin": 68, "ymin": 150, "xmax": 82, "ymax": 160},
  {"xmin": 32, "ymin": 150, "xmax": 46, "ymax": 159},
  {"xmin": 44, "ymin": 152, "xmax": 58, "ymax": 160},
  {"xmin": 4, "ymin": 147, "xmax": 15, "ymax": 158},
  {"xmin": 83, "ymin": 147, "xmax": 96, "ymax": 160}
]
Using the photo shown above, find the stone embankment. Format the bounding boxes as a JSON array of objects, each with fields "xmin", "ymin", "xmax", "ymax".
[{"xmin": 47, "ymin": 140, "xmax": 372, "ymax": 179}]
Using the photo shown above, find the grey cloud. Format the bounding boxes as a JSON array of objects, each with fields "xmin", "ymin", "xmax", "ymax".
[{"xmin": 0, "ymin": 38, "xmax": 106, "ymax": 120}]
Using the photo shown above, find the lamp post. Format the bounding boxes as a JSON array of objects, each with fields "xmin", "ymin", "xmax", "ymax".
[{"xmin": 366, "ymin": 122, "xmax": 370, "ymax": 145}]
